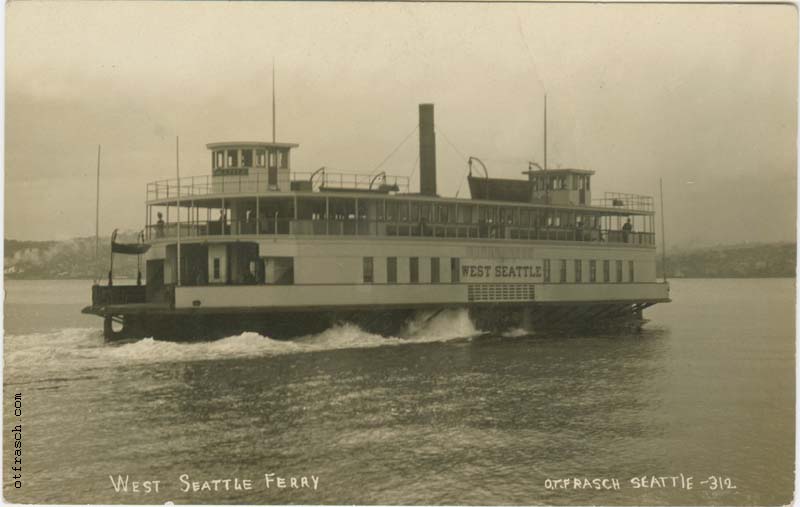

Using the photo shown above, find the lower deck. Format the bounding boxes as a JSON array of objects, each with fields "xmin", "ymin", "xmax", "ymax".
[
  {"xmin": 88, "ymin": 280, "xmax": 669, "ymax": 312},
  {"xmin": 92, "ymin": 235, "xmax": 668, "ymax": 340},
  {"xmin": 139, "ymin": 236, "xmax": 661, "ymax": 304},
  {"xmin": 85, "ymin": 295, "xmax": 665, "ymax": 342},
  {"xmin": 85, "ymin": 280, "xmax": 669, "ymax": 341}
]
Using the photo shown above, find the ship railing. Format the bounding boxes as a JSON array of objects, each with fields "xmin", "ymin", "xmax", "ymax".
[
  {"xmin": 592, "ymin": 192, "xmax": 654, "ymax": 212},
  {"xmin": 292, "ymin": 171, "xmax": 410, "ymax": 193},
  {"xmin": 146, "ymin": 219, "xmax": 655, "ymax": 246},
  {"xmin": 146, "ymin": 172, "xmax": 410, "ymax": 201}
]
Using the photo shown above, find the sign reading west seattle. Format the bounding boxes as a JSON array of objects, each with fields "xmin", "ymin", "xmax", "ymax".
[{"xmin": 460, "ymin": 259, "xmax": 544, "ymax": 283}]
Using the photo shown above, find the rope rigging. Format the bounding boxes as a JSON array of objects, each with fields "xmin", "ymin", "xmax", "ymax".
[
  {"xmin": 435, "ymin": 126, "xmax": 472, "ymax": 198},
  {"xmin": 370, "ymin": 123, "xmax": 419, "ymax": 174}
]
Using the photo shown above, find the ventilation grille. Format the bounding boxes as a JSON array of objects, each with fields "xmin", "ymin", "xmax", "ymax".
[{"xmin": 468, "ymin": 284, "xmax": 536, "ymax": 302}]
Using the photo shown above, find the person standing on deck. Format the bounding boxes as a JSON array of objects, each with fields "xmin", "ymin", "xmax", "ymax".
[
  {"xmin": 156, "ymin": 212, "xmax": 165, "ymax": 238},
  {"xmin": 622, "ymin": 218, "xmax": 632, "ymax": 242},
  {"xmin": 219, "ymin": 209, "xmax": 227, "ymax": 235}
]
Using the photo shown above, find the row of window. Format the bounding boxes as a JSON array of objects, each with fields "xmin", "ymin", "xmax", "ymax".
[
  {"xmin": 530, "ymin": 174, "xmax": 591, "ymax": 192},
  {"xmin": 363, "ymin": 257, "xmax": 460, "ymax": 284},
  {"xmin": 543, "ymin": 259, "xmax": 635, "ymax": 283},
  {"xmin": 212, "ymin": 148, "xmax": 289, "ymax": 170},
  {"xmin": 362, "ymin": 257, "xmax": 635, "ymax": 284}
]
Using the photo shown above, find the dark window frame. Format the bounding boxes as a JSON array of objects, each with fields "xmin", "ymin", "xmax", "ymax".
[
  {"xmin": 241, "ymin": 149, "xmax": 254, "ymax": 168},
  {"xmin": 430, "ymin": 257, "xmax": 440, "ymax": 283},
  {"xmin": 363, "ymin": 257, "xmax": 374, "ymax": 284},
  {"xmin": 450, "ymin": 258, "xmax": 460, "ymax": 283},
  {"xmin": 387, "ymin": 257, "xmax": 397, "ymax": 284}
]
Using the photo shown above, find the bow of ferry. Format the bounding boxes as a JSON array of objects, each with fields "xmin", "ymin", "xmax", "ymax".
[{"xmin": 83, "ymin": 104, "xmax": 670, "ymax": 341}]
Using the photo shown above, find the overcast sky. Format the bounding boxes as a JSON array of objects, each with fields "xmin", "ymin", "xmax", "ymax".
[{"xmin": 5, "ymin": 2, "xmax": 797, "ymax": 247}]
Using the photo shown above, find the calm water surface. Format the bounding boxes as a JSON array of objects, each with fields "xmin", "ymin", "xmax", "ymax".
[{"xmin": 3, "ymin": 278, "xmax": 795, "ymax": 505}]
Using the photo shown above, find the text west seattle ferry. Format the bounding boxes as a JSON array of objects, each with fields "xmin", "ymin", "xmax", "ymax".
[{"xmin": 84, "ymin": 104, "xmax": 670, "ymax": 341}]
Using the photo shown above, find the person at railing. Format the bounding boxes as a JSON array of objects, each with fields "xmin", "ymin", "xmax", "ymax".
[
  {"xmin": 156, "ymin": 212, "xmax": 165, "ymax": 238},
  {"xmin": 259, "ymin": 211, "xmax": 269, "ymax": 234},
  {"xmin": 219, "ymin": 209, "xmax": 227, "ymax": 235},
  {"xmin": 622, "ymin": 218, "xmax": 632, "ymax": 243},
  {"xmin": 244, "ymin": 208, "xmax": 254, "ymax": 234},
  {"xmin": 194, "ymin": 266, "xmax": 207, "ymax": 286},
  {"xmin": 419, "ymin": 216, "xmax": 431, "ymax": 236}
]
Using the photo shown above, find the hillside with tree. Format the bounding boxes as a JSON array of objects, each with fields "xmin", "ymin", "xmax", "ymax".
[
  {"xmin": 658, "ymin": 242, "xmax": 795, "ymax": 278},
  {"xmin": 5, "ymin": 232, "xmax": 143, "ymax": 280}
]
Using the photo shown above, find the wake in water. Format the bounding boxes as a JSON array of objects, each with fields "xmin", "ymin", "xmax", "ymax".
[{"xmin": 5, "ymin": 308, "xmax": 484, "ymax": 377}]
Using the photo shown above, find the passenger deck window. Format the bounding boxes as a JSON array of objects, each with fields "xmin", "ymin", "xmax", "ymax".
[
  {"xmin": 616, "ymin": 260, "xmax": 623, "ymax": 283},
  {"xmin": 387, "ymin": 257, "xmax": 397, "ymax": 284},
  {"xmin": 263, "ymin": 257, "xmax": 294, "ymax": 285},
  {"xmin": 559, "ymin": 260, "xmax": 567, "ymax": 282},
  {"xmin": 227, "ymin": 150, "xmax": 238, "ymax": 167},
  {"xmin": 430, "ymin": 258, "xmax": 440, "ymax": 283},
  {"xmin": 628, "ymin": 260, "xmax": 635, "ymax": 283},
  {"xmin": 603, "ymin": 260, "xmax": 610, "ymax": 282},
  {"xmin": 450, "ymin": 258, "xmax": 460, "ymax": 283},
  {"xmin": 242, "ymin": 149, "xmax": 253, "ymax": 167},
  {"xmin": 574, "ymin": 260, "xmax": 582, "ymax": 283},
  {"xmin": 363, "ymin": 257, "xmax": 374, "ymax": 284},
  {"xmin": 410, "ymin": 257, "xmax": 419, "ymax": 284},
  {"xmin": 589, "ymin": 260, "xmax": 597, "ymax": 283},
  {"xmin": 543, "ymin": 259, "xmax": 551, "ymax": 283}
]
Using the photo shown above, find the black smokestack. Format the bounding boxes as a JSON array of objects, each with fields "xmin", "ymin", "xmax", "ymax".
[{"xmin": 419, "ymin": 103, "xmax": 437, "ymax": 196}]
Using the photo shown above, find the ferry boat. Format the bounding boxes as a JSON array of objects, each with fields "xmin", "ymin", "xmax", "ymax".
[{"xmin": 84, "ymin": 104, "xmax": 670, "ymax": 341}]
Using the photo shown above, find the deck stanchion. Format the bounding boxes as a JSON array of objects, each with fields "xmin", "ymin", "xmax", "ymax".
[
  {"xmin": 95, "ymin": 144, "xmax": 101, "ymax": 283},
  {"xmin": 176, "ymin": 137, "xmax": 182, "ymax": 286},
  {"xmin": 660, "ymin": 178, "xmax": 667, "ymax": 282}
]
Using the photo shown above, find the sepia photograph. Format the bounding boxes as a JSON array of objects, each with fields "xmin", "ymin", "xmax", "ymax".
[{"xmin": 3, "ymin": 1, "xmax": 796, "ymax": 505}]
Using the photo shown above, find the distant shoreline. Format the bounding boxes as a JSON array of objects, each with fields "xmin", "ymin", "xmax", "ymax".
[{"xmin": 5, "ymin": 237, "xmax": 796, "ymax": 280}]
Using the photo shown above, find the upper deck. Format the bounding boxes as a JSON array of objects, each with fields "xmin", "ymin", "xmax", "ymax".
[
  {"xmin": 145, "ymin": 172, "xmax": 653, "ymax": 216},
  {"xmin": 143, "ymin": 104, "xmax": 657, "ymax": 248},
  {"xmin": 144, "ymin": 178, "xmax": 655, "ymax": 247}
]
